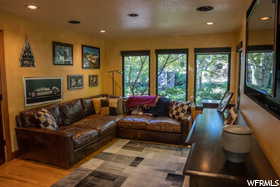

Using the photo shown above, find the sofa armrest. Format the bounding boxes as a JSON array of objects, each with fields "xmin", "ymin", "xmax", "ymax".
[
  {"xmin": 15, "ymin": 127, "xmax": 74, "ymax": 168},
  {"xmin": 180, "ymin": 115, "xmax": 193, "ymax": 136},
  {"xmin": 16, "ymin": 127, "xmax": 72, "ymax": 136}
]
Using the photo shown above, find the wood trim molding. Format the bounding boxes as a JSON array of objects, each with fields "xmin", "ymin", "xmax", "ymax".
[
  {"xmin": 11, "ymin": 150, "xmax": 21, "ymax": 159},
  {"xmin": 0, "ymin": 30, "xmax": 12, "ymax": 161},
  {"xmin": 120, "ymin": 50, "xmax": 150, "ymax": 56},
  {"xmin": 155, "ymin": 48, "xmax": 188, "ymax": 54},
  {"xmin": 194, "ymin": 47, "xmax": 231, "ymax": 53}
]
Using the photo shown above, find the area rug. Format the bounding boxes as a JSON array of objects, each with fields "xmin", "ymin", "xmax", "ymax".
[{"xmin": 52, "ymin": 139, "xmax": 189, "ymax": 187}]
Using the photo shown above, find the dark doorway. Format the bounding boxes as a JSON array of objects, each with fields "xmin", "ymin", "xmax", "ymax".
[
  {"xmin": 0, "ymin": 103, "xmax": 5, "ymax": 164},
  {"xmin": 0, "ymin": 30, "xmax": 5, "ymax": 164}
]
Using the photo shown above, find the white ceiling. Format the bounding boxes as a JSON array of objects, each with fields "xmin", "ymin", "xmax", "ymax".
[{"xmin": 0, "ymin": 0, "xmax": 252, "ymax": 38}]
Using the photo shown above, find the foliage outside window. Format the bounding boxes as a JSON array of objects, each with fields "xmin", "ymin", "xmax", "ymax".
[
  {"xmin": 123, "ymin": 54, "xmax": 149, "ymax": 97},
  {"xmin": 195, "ymin": 53, "xmax": 230, "ymax": 105},
  {"xmin": 246, "ymin": 51, "xmax": 273, "ymax": 95},
  {"xmin": 157, "ymin": 51, "xmax": 187, "ymax": 101}
]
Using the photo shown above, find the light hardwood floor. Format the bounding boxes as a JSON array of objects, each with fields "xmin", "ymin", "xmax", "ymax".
[{"xmin": 0, "ymin": 139, "xmax": 189, "ymax": 187}]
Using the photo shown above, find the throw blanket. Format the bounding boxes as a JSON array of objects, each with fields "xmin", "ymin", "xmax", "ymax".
[{"xmin": 126, "ymin": 96, "xmax": 159, "ymax": 108}]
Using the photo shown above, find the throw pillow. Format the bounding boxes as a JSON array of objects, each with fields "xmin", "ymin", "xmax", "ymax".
[
  {"xmin": 169, "ymin": 101, "xmax": 191, "ymax": 121},
  {"xmin": 92, "ymin": 97, "xmax": 107, "ymax": 114},
  {"xmin": 92, "ymin": 97, "xmax": 120, "ymax": 116},
  {"xmin": 143, "ymin": 97, "xmax": 170, "ymax": 117},
  {"xmin": 108, "ymin": 98, "xmax": 119, "ymax": 115},
  {"xmin": 115, "ymin": 97, "xmax": 124, "ymax": 114},
  {"xmin": 35, "ymin": 108, "xmax": 58, "ymax": 130},
  {"xmin": 100, "ymin": 98, "xmax": 110, "ymax": 115}
]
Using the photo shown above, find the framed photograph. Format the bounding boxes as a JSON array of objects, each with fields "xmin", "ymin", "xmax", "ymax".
[
  {"xmin": 217, "ymin": 92, "xmax": 233, "ymax": 113},
  {"xmin": 82, "ymin": 45, "xmax": 100, "ymax": 69},
  {"xmin": 53, "ymin": 41, "xmax": 73, "ymax": 65},
  {"xmin": 67, "ymin": 75, "xmax": 83, "ymax": 90},
  {"xmin": 20, "ymin": 39, "xmax": 35, "ymax": 67},
  {"xmin": 89, "ymin": 75, "xmax": 98, "ymax": 87},
  {"xmin": 23, "ymin": 77, "xmax": 63, "ymax": 106}
]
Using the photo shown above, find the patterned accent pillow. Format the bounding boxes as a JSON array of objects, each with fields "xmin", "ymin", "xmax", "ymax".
[
  {"xmin": 92, "ymin": 97, "xmax": 121, "ymax": 116},
  {"xmin": 92, "ymin": 97, "xmax": 107, "ymax": 114},
  {"xmin": 35, "ymin": 108, "xmax": 58, "ymax": 130},
  {"xmin": 169, "ymin": 101, "xmax": 191, "ymax": 121}
]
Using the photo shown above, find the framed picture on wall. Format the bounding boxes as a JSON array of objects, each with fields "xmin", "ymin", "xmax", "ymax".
[
  {"xmin": 53, "ymin": 41, "xmax": 73, "ymax": 65},
  {"xmin": 20, "ymin": 39, "xmax": 35, "ymax": 67},
  {"xmin": 67, "ymin": 75, "xmax": 83, "ymax": 90},
  {"xmin": 89, "ymin": 75, "xmax": 98, "ymax": 87},
  {"xmin": 82, "ymin": 45, "xmax": 100, "ymax": 69},
  {"xmin": 23, "ymin": 77, "xmax": 63, "ymax": 106}
]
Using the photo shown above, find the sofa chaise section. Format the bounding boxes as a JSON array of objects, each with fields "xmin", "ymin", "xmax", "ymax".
[{"xmin": 117, "ymin": 115, "xmax": 191, "ymax": 144}]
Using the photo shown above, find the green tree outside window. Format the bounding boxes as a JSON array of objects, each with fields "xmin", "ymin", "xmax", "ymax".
[
  {"xmin": 247, "ymin": 52, "xmax": 273, "ymax": 95},
  {"xmin": 157, "ymin": 53, "xmax": 187, "ymax": 101},
  {"xmin": 195, "ymin": 53, "xmax": 230, "ymax": 105},
  {"xmin": 123, "ymin": 55, "xmax": 149, "ymax": 96}
]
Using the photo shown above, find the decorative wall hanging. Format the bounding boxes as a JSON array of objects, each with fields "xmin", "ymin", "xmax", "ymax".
[
  {"xmin": 20, "ymin": 38, "xmax": 35, "ymax": 67},
  {"xmin": 67, "ymin": 75, "xmax": 83, "ymax": 90},
  {"xmin": 89, "ymin": 75, "xmax": 98, "ymax": 87},
  {"xmin": 23, "ymin": 77, "xmax": 63, "ymax": 106},
  {"xmin": 82, "ymin": 45, "xmax": 100, "ymax": 69},
  {"xmin": 53, "ymin": 41, "xmax": 73, "ymax": 65}
]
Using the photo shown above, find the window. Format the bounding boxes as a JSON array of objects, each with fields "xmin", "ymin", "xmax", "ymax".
[
  {"xmin": 195, "ymin": 48, "xmax": 231, "ymax": 105},
  {"xmin": 122, "ymin": 50, "xmax": 150, "ymax": 97},
  {"xmin": 246, "ymin": 45, "xmax": 273, "ymax": 96},
  {"xmin": 156, "ymin": 49, "xmax": 188, "ymax": 101}
]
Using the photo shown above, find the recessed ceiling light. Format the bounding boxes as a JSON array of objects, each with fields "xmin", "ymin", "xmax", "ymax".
[
  {"xmin": 259, "ymin": 16, "xmax": 272, "ymax": 21},
  {"xmin": 128, "ymin": 13, "xmax": 139, "ymax": 17},
  {"xmin": 196, "ymin": 6, "xmax": 214, "ymax": 12},
  {"xmin": 100, "ymin": 30, "xmax": 106, "ymax": 33},
  {"xmin": 26, "ymin": 4, "xmax": 38, "ymax": 10},
  {"xmin": 206, "ymin": 22, "xmax": 214, "ymax": 25},
  {"xmin": 68, "ymin": 20, "xmax": 81, "ymax": 24}
]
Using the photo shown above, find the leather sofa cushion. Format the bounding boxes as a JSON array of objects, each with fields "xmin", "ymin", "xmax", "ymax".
[
  {"xmin": 60, "ymin": 99, "xmax": 85, "ymax": 126},
  {"xmin": 46, "ymin": 104, "xmax": 64, "ymax": 127},
  {"xmin": 117, "ymin": 115, "xmax": 152, "ymax": 130},
  {"xmin": 117, "ymin": 115, "xmax": 181, "ymax": 133},
  {"xmin": 59, "ymin": 126, "xmax": 98, "ymax": 148},
  {"xmin": 82, "ymin": 99, "xmax": 96, "ymax": 116},
  {"xmin": 148, "ymin": 117, "xmax": 181, "ymax": 133},
  {"xmin": 73, "ymin": 115, "xmax": 117, "ymax": 135}
]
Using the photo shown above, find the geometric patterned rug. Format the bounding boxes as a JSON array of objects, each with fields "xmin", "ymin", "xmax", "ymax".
[{"xmin": 51, "ymin": 139, "xmax": 189, "ymax": 187}]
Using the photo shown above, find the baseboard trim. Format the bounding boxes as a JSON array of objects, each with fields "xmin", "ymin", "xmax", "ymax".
[{"xmin": 11, "ymin": 150, "xmax": 21, "ymax": 159}]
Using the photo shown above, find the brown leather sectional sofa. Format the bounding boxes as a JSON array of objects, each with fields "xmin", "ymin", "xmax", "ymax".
[{"xmin": 16, "ymin": 95, "xmax": 192, "ymax": 168}]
